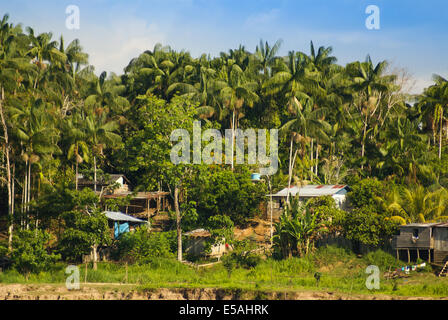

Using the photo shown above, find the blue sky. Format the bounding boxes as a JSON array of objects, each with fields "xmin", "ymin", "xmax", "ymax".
[{"xmin": 2, "ymin": 0, "xmax": 448, "ymax": 93}]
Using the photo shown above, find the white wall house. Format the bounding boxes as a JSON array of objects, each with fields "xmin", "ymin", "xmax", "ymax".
[{"xmin": 268, "ymin": 184, "xmax": 350, "ymax": 210}]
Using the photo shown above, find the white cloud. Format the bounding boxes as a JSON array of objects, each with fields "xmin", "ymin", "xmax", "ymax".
[
  {"xmin": 66, "ymin": 16, "xmax": 165, "ymax": 74},
  {"xmin": 244, "ymin": 9, "xmax": 280, "ymax": 29}
]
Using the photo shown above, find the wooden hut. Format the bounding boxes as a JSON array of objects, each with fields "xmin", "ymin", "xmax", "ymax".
[
  {"xmin": 103, "ymin": 191, "xmax": 172, "ymax": 219},
  {"xmin": 393, "ymin": 222, "xmax": 448, "ymax": 265}
]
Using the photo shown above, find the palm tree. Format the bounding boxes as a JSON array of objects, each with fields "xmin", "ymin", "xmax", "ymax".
[
  {"xmin": 417, "ymin": 74, "xmax": 448, "ymax": 160},
  {"xmin": 212, "ymin": 57, "xmax": 259, "ymax": 169},
  {"xmin": 281, "ymin": 98, "xmax": 330, "ymax": 200},
  {"xmin": 0, "ymin": 14, "xmax": 33, "ymax": 248},
  {"xmin": 62, "ymin": 115, "xmax": 89, "ymax": 190},
  {"xmin": 26, "ymin": 27, "xmax": 67, "ymax": 89},
  {"xmin": 84, "ymin": 71, "xmax": 130, "ymax": 119},
  {"xmin": 264, "ymin": 51, "xmax": 319, "ymax": 111},
  {"xmin": 9, "ymin": 97, "xmax": 60, "ymax": 228},
  {"xmin": 167, "ymin": 56, "xmax": 217, "ymax": 119},
  {"xmin": 346, "ymin": 56, "xmax": 396, "ymax": 166},
  {"xmin": 377, "ymin": 117, "xmax": 426, "ymax": 179},
  {"xmin": 84, "ymin": 112, "xmax": 122, "ymax": 192},
  {"xmin": 254, "ymin": 39, "xmax": 283, "ymax": 79},
  {"xmin": 385, "ymin": 186, "xmax": 448, "ymax": 223}
]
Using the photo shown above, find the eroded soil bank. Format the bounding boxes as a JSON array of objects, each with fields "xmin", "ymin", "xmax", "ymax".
[{"xmin": 0, "ymin": 283, "xmax": 445, "ymax": 300}]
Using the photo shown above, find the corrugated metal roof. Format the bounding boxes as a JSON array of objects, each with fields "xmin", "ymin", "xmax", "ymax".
[
  {"xmin": 434, "ymin": 222, "xmax": 448, "ymax": 227},
  {"xmin": 184, "ymin": 228, "xmax": 211, "ymax": 237},
  {"xmin": 105, "ymin": 211, "xmax": 147, "ymax": 223},
  {"xmin": 400, "ymin": 222, "xmax": 448, "ymax": 228},
  {"xmin": 77, "ymin": 173, "xmax": 130, "ymax": 186},
  {"xmin": 269, "ymin": 185, "xmax": 349, "ymax": 197},
  {"xmin": 103, "ymin": 191, "xmax": 170, "ymax": 199}
]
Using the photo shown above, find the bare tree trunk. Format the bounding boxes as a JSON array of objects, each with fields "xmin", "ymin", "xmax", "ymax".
[
  {"xmin": 92, "ymin": 244, "xmax": 98, "ymax": 270},
  {"xmin": 230, "ymin": 111, "xmax": 235, "ymax": 170},
  {"xmin": 0, "ymin": 86, "xmax": 13, "ymax": 250},
  {"xmin": 75, "ymin": 156, "xmax": 79, "ymax": 191},
  {"xmin": 27, "ymin": 160, "xmax": 31, "ymax": 229},
  {"xmin": 94, "ymin": 156, "xmax": 97, "ymax": 192},
  {"xmin": 286, "ymin": 138, "xmax": 293, "ymax": 205},
  {"xmin": 21, "ymin": 172, "xmax": 25, "ymax": 229},
  {"xmin": 23, "ymin": 165, "xmax": 28, "ymax": 229},
  {"xmin": 439, "ymin": 113, "xmax": 443, "ymax": 160},
  {"xmin": 267, "ymin": 178, "xmax": 273, "ymax": 247},
  {"xmin": 310, "ymin": 138, "xmax": 314, "ymax": 176},
  {"xmin": 11, "ymin": 163, "xmax": 15, "ymax": 230},
  {"xmin": 361, "ymin": 112, "xmax": 368, "ymax": 170},
  {"xmin": 174, "ymin": 186, "xmax": 182, "ymax": 262},
  {"xmin": 315, "ymin": 143, "xmax": 319, "ymax": 176},
  {"xmin": 286, "ymin": 138, "xmax": 298, "ymax": 206}
]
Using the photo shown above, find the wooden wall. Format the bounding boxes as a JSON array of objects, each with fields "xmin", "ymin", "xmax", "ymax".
[{"xmin": 395, "ymin": 227, "xmax": 432, "ymax": 249}]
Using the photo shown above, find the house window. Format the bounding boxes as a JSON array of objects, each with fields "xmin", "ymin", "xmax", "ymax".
[{"xmin": 413, "ymin": 229, "xmax": 419, "ymax": 239}]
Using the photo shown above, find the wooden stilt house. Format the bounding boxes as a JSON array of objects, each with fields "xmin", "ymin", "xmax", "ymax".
[{"xmin": 393, "ymin": 222, "xmax": 448, "ymax": 265}]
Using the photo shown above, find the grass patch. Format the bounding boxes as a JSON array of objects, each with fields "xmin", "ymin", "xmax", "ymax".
[{"xmin": 1, "ymin": 245, "xmax": 446, "ymax": 298}]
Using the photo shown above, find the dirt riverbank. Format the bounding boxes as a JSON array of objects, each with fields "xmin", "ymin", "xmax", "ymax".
[{"xmin": 0, "ymin": 283, "xmax": 445, "ymax": 300}]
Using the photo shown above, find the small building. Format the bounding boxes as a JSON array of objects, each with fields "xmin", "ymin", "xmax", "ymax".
[
  {"xmin": 184, "ymin": 229, "xmax": 232, "ymax": 259},
  {"xmin": 77, "ymin": 173, "xmax": 130, "ymax": 194},
  {"xmin": 105, "ymin": 211, "xmax": 147, "ymax": 239},
  {"xmin": 393, "ymin": 222, "xmax": 448, "ymax": 265},
  {"xmin": 266, "ymin": 184, "xmax": 350, "ymax": 220},
  {"xmin": 103, "ymin": 191, "xmax": 172, "ymax": 219}
]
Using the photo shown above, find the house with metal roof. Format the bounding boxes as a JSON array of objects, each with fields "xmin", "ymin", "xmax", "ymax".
[
  {"xmin": 268, "ymin": 184, "xmax": 350, "ymax": 209},
  {"xmin": 393, "ymin": 222, "xmax": 448, "ymax": 267},
  {"xmin": 77, "ymin": 173, "xmax": 130, "ymax": 194}
]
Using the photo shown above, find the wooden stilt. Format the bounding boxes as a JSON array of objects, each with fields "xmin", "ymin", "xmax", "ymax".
[
  {"xmin": 396, "ymin": 249, "xmax": 399, "ymax": 261},
  {"xmin": 429, "ymin": 249, "xmax": 431, "ymax": 263},
  {"xmin": 407, "ymin": 249, "xmax": 410, "ymax": 263},
  {"xmin": 417, "ymin": 249, "xmax": 420, "ymax": 261}
]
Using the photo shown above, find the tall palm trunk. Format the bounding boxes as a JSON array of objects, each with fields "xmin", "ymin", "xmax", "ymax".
[
  {"xmin": 286, "ymin": 139, "xmax": 293, "ymax": 205},
  {"xmin": 75, "ymin": 146, "xmax": 79, "ymax": 191},
  {"xmin": 230, "ymin": 111, "xmax": 236, "ymax": 170},
  {"xmin": 439, "ymin": 111, "xmax": 443, "ymax": 160},
  {"xmin": 27, "ymin": 160, "xmax": 31, "ymax": 229},
  {"xmin": 21, "ymin": 171, "xmax": 26, "ymax": 229},
  {"xmin": 0, "ymin": 86, "xmax": 14, "ymax": 250},
  {"xmin": 361, "ymin": 111, "xmax": 368, "ymax": 169},
  {"xmin": 93, "ymin": 155, "xmax": 97, "ymax": 192},
  {"xmin": 174, "ymin": 186, "xmax": 182, "ymax": 262},
  {"xmin": 92, "ymin": 244, "xmax": 98, "ymax": 270},
  {"xmin": 286, "ymin": 138, "xmax": 298, "ymax": 205},
  {"xmin": 310, "ymin": 138, "xmax": 314, "ymax": 175}
]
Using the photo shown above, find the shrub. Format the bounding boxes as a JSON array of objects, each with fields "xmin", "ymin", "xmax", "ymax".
[
  {"xmin": 10, "ymin": 229, "xmax": 60, "ymax": 276},
  {"xmin": 114, "ymin": 227, "xmax": 176, "ymax": 263},
  {"xmin": 188, "ymin": 167, "xmax": 267, "ymax": 225},
  {"xmin": 362, "ymin": 250, "xmax": 401, "ymax": 271},
  {"xmin": 58, "ymin": 208, "xmax": 111, "ymax": 262},
  {"xmin": 222, "ymin": 239, "xmax": 262, "ymax": 270},
  {"xmin": 340, "ymin": 207, "xmax": 399, "ymax": 247},
  {"xmin": 347, "ymin": 178, "xmax": 384, "ymax": 210}
]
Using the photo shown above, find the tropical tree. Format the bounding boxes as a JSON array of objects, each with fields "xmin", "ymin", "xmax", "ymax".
[
  {"xmin": 84, "ymin": 112, "xmax": 121, "ymax": 192},
  {"xmin": 417, "ymin": 74, "xmax": 448, "ymax": 159},
  {"xmin": 62, "ymin": 114, "xmax": 89, "ymax": 190},
  {"xmin": 273, "ymin": 197, "xmax": 327, "ymax": 258}
]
